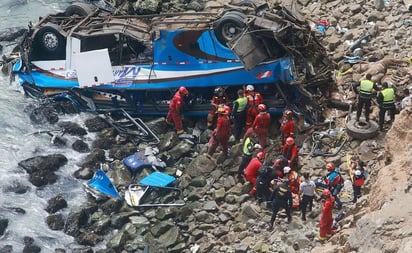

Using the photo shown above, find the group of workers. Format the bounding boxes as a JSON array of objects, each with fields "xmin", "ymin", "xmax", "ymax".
[{"xmin": 354, "ymin": 73, "xmax": 411, "ymax": 131}]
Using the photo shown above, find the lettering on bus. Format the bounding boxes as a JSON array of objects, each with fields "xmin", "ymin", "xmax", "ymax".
[{"xmin": 113, "ymin": 66, "xmax": 141, "ymax": 85}]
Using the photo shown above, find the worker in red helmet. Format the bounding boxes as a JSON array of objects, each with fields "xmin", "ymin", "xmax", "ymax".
[
  {"xmin": 166, "ymin": 86, "xmax": 189, "ymax": 134},
  {"xmin": 244, "ymin": 84, "xmax": 264, "ymax": 130},
  {"xmin": 243, "ymin": 103, "xmax": 271, "ymax": 148},
  {"xmin": 207, "ymin": 105, "xmax": 232, "ymax": 157},
  {"xmin": 281, "ymin": 137, "xmax": 299, "ymax": 170},
  {"xmin": 244, "ymin": 151, "xmax": 265, "ymax": 195},
  {"xmin": 324, "ymin": 162, "xmax": 343, "ymax": 210},
  {"xmin": 319, "ymin": 188, "xmax": 336, "ymax": 241},
  {"xmin": 207, "ymin": 86, "xmax": 228, "ymax": 129},
  {"xmin": 280, "ymin": 109, "xmax": 295, "ymax": 145}
]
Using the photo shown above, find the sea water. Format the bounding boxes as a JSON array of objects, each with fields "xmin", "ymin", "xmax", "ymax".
[{"xmin": 0, "ymin": 1, "xmax": 96, "ymax": 251}]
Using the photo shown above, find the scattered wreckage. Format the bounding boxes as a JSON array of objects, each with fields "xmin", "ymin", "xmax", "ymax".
[{"xmin": 10, "ymin": 1, "xmax": 335, "ymax": 123}]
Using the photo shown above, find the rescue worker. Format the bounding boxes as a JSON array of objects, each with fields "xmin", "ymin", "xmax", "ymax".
[
  {"xmin": 299, "ymin": 172, "xmax": 316, "ymax": 221},
  {"xmin": 166, "ymin": 86, "xmax": 189, "ymax": 134},
  {"xmin": 237, "ymin": 134, "xmax": 261, "ymax": 182},
  {"xmin": 377, "ymin": 82, "xmax": 396, "ymax": 131},
  {"xmin": 267, "ymin": 180, "xmax": 292, "ymax": 231},
  {"xmin": 207, "ymin": 86, "xmax": 228, "ymax": 129},
  {"xmin": 244, "ymin": 151, "xmax": 265, "ymax": 196},
  {"xmin": 324, "ymin": 162, "xmax": 343, "ymax": 210},
  {"xmin": 281, "ymin": 137, "xmax": 299, "ymax": 170},
  {"xmin": 400, "ymin": 88, "xmax": 411, "ymax": 110},
  {"xmin": 318, "ymin": 188, "xmax": 336, "ymax": 241},
  {"xmin": 245, "ymin": 84, "xmax": 263, "ymax": 130},
  {"xmin": 280, "ymin": 110, "xmax": 295, "ymax": 144},
  {"xmin": 351, "ymin": 169, "xmax": 366, "ymax": 203},
  {"xmin": 353, "ymin": 73, "xmax": 378, "ymax": 122},
  {"xmin": 256, "ymin": 163, "xmax": 278, "ymax": 204},
  {"xmin": 231, "ymin": 89, "xmax": 247, "ymax": 141},
  {"xmin": 207, "ymin": 105, "xmax": 232, "ymax": 157},
  {"xmin": 243, "ymin": 104, "xmax": 271, "ymax": 148},
  {"xmin": 272, "ymin": 155, "xmax": 288, "ymax": 178},
  {"xmin": 283, "ymin": 166, "xmax": 300, "ymax": 194}
]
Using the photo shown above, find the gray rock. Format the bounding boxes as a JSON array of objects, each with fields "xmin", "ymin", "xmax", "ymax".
[
  {"xmin": 186, "ymin": 154, "xmax": 216, "ymax": 177},
  {"xmin": 203, "ymin": 200, "xmax": 219, "ymax": 211},
  {"xmin": 46, "ymin": 214, "xmax": 65, "ymax": 231},
  {"xmin": 46, "ymin": 194, "xmax": 68, "ymax": 214},
  {"xmin": 0, "ymin": 219, "xmax": 8, "ymax": 236},
  {"xmin": 158, "ymin": 225, "xmax": 180, "ymax": 248}
]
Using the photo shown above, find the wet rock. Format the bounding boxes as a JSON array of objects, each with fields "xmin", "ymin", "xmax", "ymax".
[
  {"xmin": 0, "ymin": 27, "xmax": 26, "ymax": 42},
  {"xmin": 46, "ymin": 214, "xmax": 65, "ymax": 230},
  {"xmin": 90, "ymin": 215, "xmax": 111, "ymax": 235},
  {"xmin": 71, "ymin": 247, "xmax": 93, "ymax": 253},
  {"xmin": 111, "ymin": 211, "xmax": 131, "ymax": 229},
  {"xmin": 108, "ymin": 143, "xmax": 137, "ymax": 160},
  {"xmin": 57, "ymin": 121, "xmax": 87, "ymax": 136},
  {"xmin": 46, "ymin": 194, "xmax": 68, "ymax": 214},
  {"xmin": 72, "ymin": 139, "xmax": 90, "ymax": 153},
  {"xmin": 84, "ymin": 117, "xmax": 110, "ymax": 132},
  {"xmin": 0, "ymin": 219, "xmax": 8, "ymax": 236},
  {"xmin": 22, "ymin": 236, "xmax": 41, "ymax": 253},
  {"xmin": 0, "ymin": 245, "xmax": 13, "ymax": 253},
  {"xmin": 4, "ymin": 181, "xmax": 29, "ymax": 194},
  {"xmin": 64, "ymin": 203, "xmax": 98, "ymax": 237},
  {"xmin": 99, "ymin": 198, "xmax": 123, "ymax": 215},
  {"xmin": 76, "ymin": 231, "xmax": 104, "ymax": 246},
  {"xmin": 18, "ymin": 154, "xmax": 68, "ymax": 174},
  {"xmin": 29, "ymin": 105, "xmax": 59, "ymax": 124},
  {"xmin": 75, "ymin": 149, "xmax": 107, "ymax": 179}
]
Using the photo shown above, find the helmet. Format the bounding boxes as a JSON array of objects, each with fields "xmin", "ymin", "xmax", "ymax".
[
  {"xmin": 257, "ymin": 151, "xmax": 265, "ymax": 160},
  {"xmin": 283, "ymin": 166, "xmax": 291, "ymax": 174},
  {"xmin": 326, "ymin": 162, "xmax": 335, "ymax": 171},
  {"xmin": 217, "ymin": 106, "xmax": 225, "ymax": 114},
  {"xmin": 258, "ymin": 104, "xmax": 267, "ymax": 112},
  {"xmin": 322, "ymin": 188, "xmax": 331, "ymax": 197},
  {"xmin": 223, "ymin": 105, "xmax": 231, "ymax": 115},
  {"xmin": 214, "ymin": 86, "xmax": 223, "ymax": 94},
  {"xmin": 284, "ymin": 110, "xmax": 293, "ymax": 117},
  {"xmin": 246, "ymin": 85, "xmax": 254, "ymax": 91},
  {"xmin": 285, "ymin": 137, "xmax": 294, "ymax": 145},
  {"xmin": 354, "ymin": 170, "xmax": 362, "ymax": 176},
  {"xmin": 178, "ymin": 86, "xmax": 188, "ymax": 95}
]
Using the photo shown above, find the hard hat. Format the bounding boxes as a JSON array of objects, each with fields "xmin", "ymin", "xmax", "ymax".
[
  {"xmin": 285, "ymin": 137, "xmax": 294, "ymax": 145},
  {"xmin": 322, "ymin": 188, "xmax": 331, "ymax": 197},
  {"xmin": 326, "ymin": 162, "xmax": 335, "ymax": 171},
  {"xmin": 257, "ymin": 151, "xmax": 265, "ymax": 160},
  {"xmin": 217, "ymin": 106, "xmax": 225, "ymax": 114},
  {"xmin": 258, "ymin": 104, "xmax": 267, "ymax": 112},
  {"xmin": 283, "ymin": 166, "xmax": 291, "ymax": 174},
  {"xmin": 246, "ymin": 85, "xmax": 254, "ymax": 91},
  {"xmin": 285, "ymin": 110, "xmax": 293, "ymax": 117},
  {"xmin": 178, "ymin": 86, "xmax": 188, "ymax": 95},
  {"xmin": 354, "ymin": 170, "xmax": 362, "ymax": 176},
  {"xmin": 254, "ymin": 144, "xmax": 262, "ymax": 149},
  {"xmin": 214, "ymin": 86, "xmax": 223, "ymax": 94},
  {"xmin": 223, "ymin": 105, "xmax": 231, "ymax": 115}
]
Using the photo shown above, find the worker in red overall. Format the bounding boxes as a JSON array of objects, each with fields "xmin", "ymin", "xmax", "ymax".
[
  {"xmin": 319, "ymin": 189, "xmax": 336, "ymax": 241},
  {"xmin": 166, "ymin": 86, "xmax": 188, "ymax": 134},
  {"xmin": 245, "ymin": 85, "xmax": 263, "ymax": 130},
  {"xmin": 244, "ymin": 151, "xmax": 265, "ymax": 195},
  {"xmin": 243, "ymin": 104, "xmax": 271, "ymax": 148},
  {"xmin": 280, "ymin": 110, "xmax": 295, "ymax": 144},
  {"xmin": 207, "ymin": 105, "xmax": 232, "ymax": 157},
  {"xmin": 207, "ymin": 87, "xmax": 228, "ymax": 129},
  {"xmin": 281, "ymin": 137, "xmax": 299, "ymax": 170}
]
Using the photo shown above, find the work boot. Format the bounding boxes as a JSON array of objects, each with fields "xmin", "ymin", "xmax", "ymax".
[
  {"xmin": 301, "ymin": 215, "xmax": 306, "ymax": 221},
  {"xmin": 267, "ymin": 223, "xmax": 274, "ymax": 231},
  {"xmin": 287, "ymin": 217, "xmax": 292, "ymax": 223},
  {"xmin": 317, "ymin": 237, "xmax": 327, "ymax": 242}
]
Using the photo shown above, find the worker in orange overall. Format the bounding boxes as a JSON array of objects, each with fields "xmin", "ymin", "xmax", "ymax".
[
  {"xmin": 281, "ymin": 137, "xmax": 299, "ymax": 170},
  {"xmin": 318, "ymin": 189, "xmax": 336, "ymax": 241},
  {"xmin": 245, "ymin": 84, "xmax": 263, "ymax": 130},
  {"xmin": 243, "ymin": 103, "xmax": 271, "ymax": 148},
  {"xmin": 280, "ymin": 109, "xmax": 295, "ymax": 145},
  {"xmin": 207, "ymin": 105, "xmax": 232, "ymax": 157},
  {"xmin": 166, "ymin": 86, "xmax": 188, "ymax": 134},
  {"xmin": 244, "ymin": 151, "xmax": 266, "ymax": 195},
  {"xmin": 207, "ymin": 86, "xmax": 228, "ymax": 129}
]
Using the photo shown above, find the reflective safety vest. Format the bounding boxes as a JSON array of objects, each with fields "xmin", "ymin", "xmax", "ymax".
[
  {"xmin": 381, "ymin": 88, "xmax": 395, "ymax": 108},
  {"xmin": 243, "ymin": 137, "xmax": 253, "ymax": 155},
  {"xmin": 359, "ymin": 79, "xmax": 374, "ymax": 100},
  {"xmin": 235, "ymin": 97, "xmax": 247, "ymax": 112}
]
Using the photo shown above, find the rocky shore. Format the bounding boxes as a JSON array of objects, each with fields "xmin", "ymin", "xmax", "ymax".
[{"xmin": 1, "ymin": 0, "xmax": 412, "ymax": 252}]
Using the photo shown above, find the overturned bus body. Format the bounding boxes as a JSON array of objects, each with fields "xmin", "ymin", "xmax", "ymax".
[{"xmin": 12, "ymin": 1, "xmax": 335, "ymax": 122}]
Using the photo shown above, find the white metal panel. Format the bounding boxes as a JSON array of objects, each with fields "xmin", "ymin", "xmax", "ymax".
[
  {"xmin": 66, "ymin": 37, "xmax": 81, "ymax": 70},
  {"xmin": 72, "ymin": 49, "xmax": 115, "ymax": 88}
]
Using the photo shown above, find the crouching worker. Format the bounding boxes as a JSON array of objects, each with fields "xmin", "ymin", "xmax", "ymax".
[
  {"xmin": 267, "ymin": 179, "xmax": 292, "ymax": 231},
  {"xmin": 256, "ymin": 163, "xmax": 278, "ymax": 204},
  {"xmin": 237, "ymin": 134, "xmax": 260, "ymax": 182},
  {"xmin": 319, "ymin": 189, "xmax": 336, "ymax": 241},
  {"xmin": 244, "ymin": 151, "xmax": 265, "ymax": 196}
]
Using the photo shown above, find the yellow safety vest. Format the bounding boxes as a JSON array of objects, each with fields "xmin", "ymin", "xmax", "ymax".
[
  {"xmin": 235, "ymin": 97, "xmax": 247, "ymax": 112},
  {"xmin": 359, "ymin": 79, "xmax": 374, "ymax": 99},
  {"xmin": 243, "ymin": 137, "xmax": 252, "ymax": 155},
  {"xmin": 381, "ymin": 88, "xmax": 395, "ymax": 108}
]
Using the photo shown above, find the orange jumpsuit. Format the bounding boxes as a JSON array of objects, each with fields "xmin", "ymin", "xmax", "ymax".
[
  {"xmin": 166, "ymin": 91, "xmax": 185, "ymax": 133},
  {"xmin": 319, "ymin": 196, "xmax": 335, "ymax": 238},
  {"xmin": 245, "ymin": 91, "xmax": 263, "ymax": 129}
]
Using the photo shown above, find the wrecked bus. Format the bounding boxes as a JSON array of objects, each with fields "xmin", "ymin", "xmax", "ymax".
[{"xmin": 12, "ymin": 1, "xmax": 334, "ymax": 122}]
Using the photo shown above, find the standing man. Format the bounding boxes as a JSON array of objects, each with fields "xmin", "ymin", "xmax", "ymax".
[
  {"xmin": 166, "ymin": 86, "xmax": 189, "ymax": 134},
  {"xmin": 243, "ymin": 104, "xmax": 271, "ymax": 148},
  {"xmin": 401, "ymin": 88, "xmax": 411, "ymax": 110},
  {"xmin": 207, "ymin": 86, "xmax": 228, "ymax": 129},
  {"xmin": 231, "ymin": 89, "xmax": 247, "ymax": 142},
  {"xmin": 267, "ymin": 180, "xmax": 293, "ymax": 231},
  {"xmin": 245, "ymin": 85, "xmax": 264, "ymax": 130},
  {"xmin": 353, "ymin": 74, "xmax": 378, "ymax": 122},
  {"xmin": 207, "ymin": 105, "xmax": 232, "ymax": 157},
  {"xmin": 281, "ymin": 137, "xmax": 299, "ymax": 170},
  {"xmin": 280, "ymin": 110, "xmax": 295, "ymax": 144},
  {"xmin": 377, "ymin": 82, "xmax": 396, "ymax": 131},
  {"xmin": 319, "ymin": 189, "xmax": 336, "ymax": 241},
  {"xmin": 299, "ymin": 172, "xmax": 316, "ymax": 221}
]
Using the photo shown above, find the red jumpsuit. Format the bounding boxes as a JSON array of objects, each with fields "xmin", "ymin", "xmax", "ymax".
[
  {"xmin": 245, "ymin": 91, "xmax": 263, "ymax": 129},
  {"xmin": 281, "ymin": 143, "xmax": 299, "ymax": 170},
  {"xmin": 207, "ymin": 114, "xmax": 231, "ymax": 156},
  {"xmin": 252, "ymin": 111, "xmax": 271, "ymax": 147},
  {"xmin": 244, "ymin": 157, "xmax": 263, "ymax": 194},
  {"xmin": 207, "ymin": 94, "xmax": 228, "ymax": 127},
  {"xmin": 285, "ymin": 171, "xmax": 300, "ymax": 194},
  {"xmin": 319, "ymin": 196, "xmax": 336, "ymax": 238},
  {"xmin": 166, "ymin": 91, "xmax": 185, "ymax": 133},
  {"xmin": 280, "ymin": 116, "xmax": 295, "ymax": 144}
]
